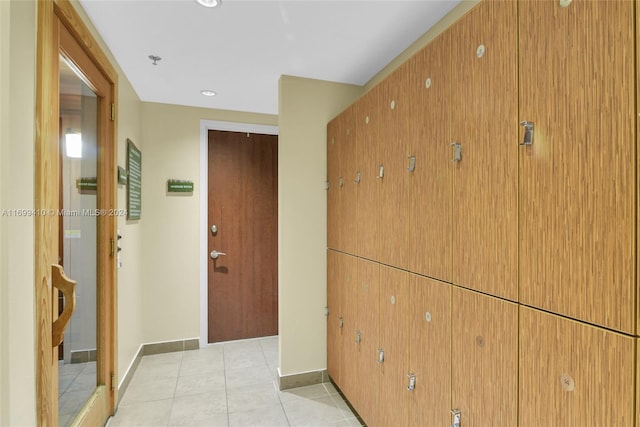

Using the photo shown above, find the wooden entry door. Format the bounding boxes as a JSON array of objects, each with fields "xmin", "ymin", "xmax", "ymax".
[
  {"xmin": 36, "ymin": 1, "xmax": 117, "ymax": 425},
  {"xmin": 207, "ymin": 130, "xmax": 278, "ymax": 343}
]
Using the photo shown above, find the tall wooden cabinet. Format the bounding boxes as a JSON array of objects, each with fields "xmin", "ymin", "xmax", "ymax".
[
  {"xmin": 376, "ymin": 71, "xmax": 412, "ymax": 270},
  {"xmin": 338, "ymin": 105, "xmax": 359, "ymax": 256},
  {"xmin": 519, "ymin": 307, "xmax": 635, "ymax": 426},
  {"xmin": 451, "ymin": 288, "xmax": 518, "ymax": 426},
  {"xmin": 518, "ymin": 0, "xmax": 635, "ymax": 334},
  {"xmin": 326, "ymin": 119, "xmax": 340, "ymax": 251},
  {"xmin": 408, "ymin": 275, "xmax": 451, "ymax": 427},
  {"xmin": 355, "ymin": 86, "xmax": 382, "ymax": 262},
  {"xmin": 377, "ymin": 266, "xmax": 410, "ymax": 427},
  {"xmin": 327, "ymin": 0, "xmax": 638, "ymax": 425},
  {"xmin": 407, "ymin": 31, "xmax": 452, "ymax": 282},
  {"xmin": 450, "ymin": 0, "xmax": 518, "ymax": 301}
]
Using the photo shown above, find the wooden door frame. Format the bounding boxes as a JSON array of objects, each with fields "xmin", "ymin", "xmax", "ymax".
[
  {"xmin": 35, "ymin": 0, "xmax": 118, "ymax": 424},
  {"xmin": 198, "ymin": 120, "xmax": 278, "ymax": 347}
]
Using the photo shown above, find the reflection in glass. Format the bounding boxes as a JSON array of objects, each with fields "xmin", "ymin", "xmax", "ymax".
[{"xmin": 57, "ymin": 55, "xmax": 99, "ymax": 427}]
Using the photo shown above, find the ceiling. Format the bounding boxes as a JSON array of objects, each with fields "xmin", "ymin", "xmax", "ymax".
[{"xmin": 78, "ymin": 0, "xmax": 461, "ymax": 116}]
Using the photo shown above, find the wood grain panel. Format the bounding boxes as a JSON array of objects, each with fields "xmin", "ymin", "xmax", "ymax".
[
  {"xmin": 36, "ymin": 3, "xmax": 59, "ymax": 423},
  {"xmin": 637, "ymin": 0, "xmax": 640, "ymax": 337},
  {"xmin": 339, "ymin": 253, "xmax": 359, "ymax": 402},
  {"xmin": 519, "ymin": 0, "xmax": 635, "ymax": 333},
  {"xmin": 378, "ymin": 265, "xmax": 410, "ymax": 427},
  {"xmin": 451, "ymin": 287, "xmax": 517, "ymax": 426},
  {"xmin": 408, "ymin": 275, "xmax": 451, "ymax": 427},
  {"xmin": 58, "ymin": 7, "xmax": 118, "ymax": 422},
  {"xmin": 326, "ymin": 250, "xmax": 342, "ymax": 385},
  {"xmin": 519, "ymin": 306, "xmax": 635, "ymax": 426},
  {"xmin": 208, "ymin": 130, "xmax": 278, "ymax": 342},
  {"xmin": 326, "ymin": 118, "xmax": 340, "ymax": 251},
  {"xmin": 356, "ymin": 86, "xmax": 383, "ymax": 262},
  {"xmin": 450, "ymin": 0, "xmax": 518, "ymax": 301},
  {"xmin": 377, "ymin": 66, "xmax": 411, "ymax": 270},
  {"xmin": 37, "ymin": 1, "xmax": 119, "ymax": 424},
  {"xmin": 353, "ymin": 258, "xmax": 380, "ymax": 426},
  {"xmin": 339, "ymin": 104, "xmax": 358, "ymax": 255},
  {"xmin": 407, "ymin": 31, "xmax": 452, "ymax": 282}
]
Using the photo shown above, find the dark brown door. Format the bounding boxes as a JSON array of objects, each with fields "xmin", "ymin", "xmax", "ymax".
[{"xmin": 207, "ymin": 130, "xmax": 278, "ymax": 343}]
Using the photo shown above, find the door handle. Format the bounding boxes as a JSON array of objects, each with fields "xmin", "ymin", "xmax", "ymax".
[
  {"xmin": 210, "ymin": 250, "xmax": 226, "ymax": 259},
  {"xmin": 519, "ymin": 121, "xmax": 534, "ymax": 146},
  {"xmin": 51, "ymin": 264, "xmax": 76, "ymax": 347}
]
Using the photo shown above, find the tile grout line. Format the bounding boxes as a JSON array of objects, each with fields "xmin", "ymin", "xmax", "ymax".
[
  {"xmin": 167, "ymin": 351, "xmax": 184, "ymax": 427},
  {"xmin": 259, "ymin": 337, "xmax": 292, "ymax": 427},
  {"xmin": 222, "ymin": 342, "xmax": 231, "ymax": 427}
]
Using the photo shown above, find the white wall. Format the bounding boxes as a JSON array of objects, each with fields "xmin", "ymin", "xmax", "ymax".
[
  {"xmin": 0, "ymin": 0, "xmax": 37, "ymax": 424},
  {"xmin": 278, "ymin": 76, "xmax": 362, "ymax": 376}
]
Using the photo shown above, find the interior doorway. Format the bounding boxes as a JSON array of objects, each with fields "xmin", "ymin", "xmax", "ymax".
[
  {"xmin": 207, "ymin": 130, "xmax": 278, "ymax": 343},
  {"xmin": 199, "ymin": 121, "xmax": 279, "ymax": 346},
  {"xmin": 35, "ymin": 2, "xmax": 117, "ymax": 425}
]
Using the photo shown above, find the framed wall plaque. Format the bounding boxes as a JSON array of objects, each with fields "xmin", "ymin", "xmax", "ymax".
[{"xmin": 126, "ymin": 139, "xmax": 141, "ymax": 220}]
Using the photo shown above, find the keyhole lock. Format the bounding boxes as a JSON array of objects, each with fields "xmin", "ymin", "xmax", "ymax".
[{"xmin": 377, "ymin": 348, "xmax": 385, "ymax": 364}]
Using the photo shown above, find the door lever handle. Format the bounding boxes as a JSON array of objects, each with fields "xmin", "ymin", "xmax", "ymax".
[{"xmin": 210, "ymin": 250, "xmax": 226, "ymax": 259}]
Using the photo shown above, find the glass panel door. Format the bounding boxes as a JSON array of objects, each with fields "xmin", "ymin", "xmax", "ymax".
[{"xmin": 57, "ymin": 55, "xmax": 99, "ymax": 427}]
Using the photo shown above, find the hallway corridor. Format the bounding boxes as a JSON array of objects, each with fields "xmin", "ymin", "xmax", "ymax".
[{"xmin": 106, "ymin": 337, "xmax": 361, "ymax": 427}]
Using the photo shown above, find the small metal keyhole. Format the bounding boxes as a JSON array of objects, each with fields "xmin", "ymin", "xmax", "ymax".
[
  {"xmin": 390, "ymin": 295, "xmax": 396, "ymax": 305},
  {"xmin": 476, "ymin": 44, "xmax": 486, "ymax": 58},
  {"xmin": 425, "ymin": 78, "xmax": 432, "ymax": 89},
  {"xmin": 425, "ymin": 312, "xmax": 432, "ymax": 322}
]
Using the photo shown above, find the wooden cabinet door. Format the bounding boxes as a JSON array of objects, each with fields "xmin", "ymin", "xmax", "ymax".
[
  {"xmin": 408, "ymin": 31, "xmax": 452, "ymax": 282},
  {"xmin": 450, "ymin": 0, "xmax": 518, "ymax": 301},
  {"xmin": 326, "ymin": 249, "xmax": 342, "ymax": 386},
  {"xmin": 353, "ymin": 258, "xmax": 380, "ymax": 426},
  {"xmin": 519, "ymin": 0, "xmax": 635, "ymax": 334},
  {"xmin": 519, "ymin": 307, "xmax": 635, "ymax": 426},
  {"xmin": 378, "ymin": 265, "xmax": 410, "ymax": 427},
  {"xmin": 339, "ymin": 252, "xmax": 359, "ymax": 401},
  {"xmin": 408, "ymin": 275, "xmax": 451, "ymax": 427},
  {"xmin": 327, "ymin": 118, "xmax": 340, "ymax": 251},
  {"xmin": 451, "ymin": 287, "xmax": 517, "ymax": 426},
  {"xmin": 356, "ymin": 87, "xmax": 382, "ymax": 262},
  {"xmin": 377, "ymin": 69, "xmax": 411, "ymax": 270},
  {"xmin": 338, "ymin": 104, "xmax": 358, "ymax": 255}
]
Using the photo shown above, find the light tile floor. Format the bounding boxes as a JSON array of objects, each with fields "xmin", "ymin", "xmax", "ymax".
[{"xmin": 106, "ymin": 336, "xmax": 362, "ymax": 427}]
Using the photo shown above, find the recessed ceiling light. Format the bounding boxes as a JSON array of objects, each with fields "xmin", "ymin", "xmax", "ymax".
[
  {"xmin": 201, "ymin": 90, "xmax": 216, "ymax": 97},
  {"xmin": 195, "ymin": 0, "xmax": 221, "ymax": 8}
]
